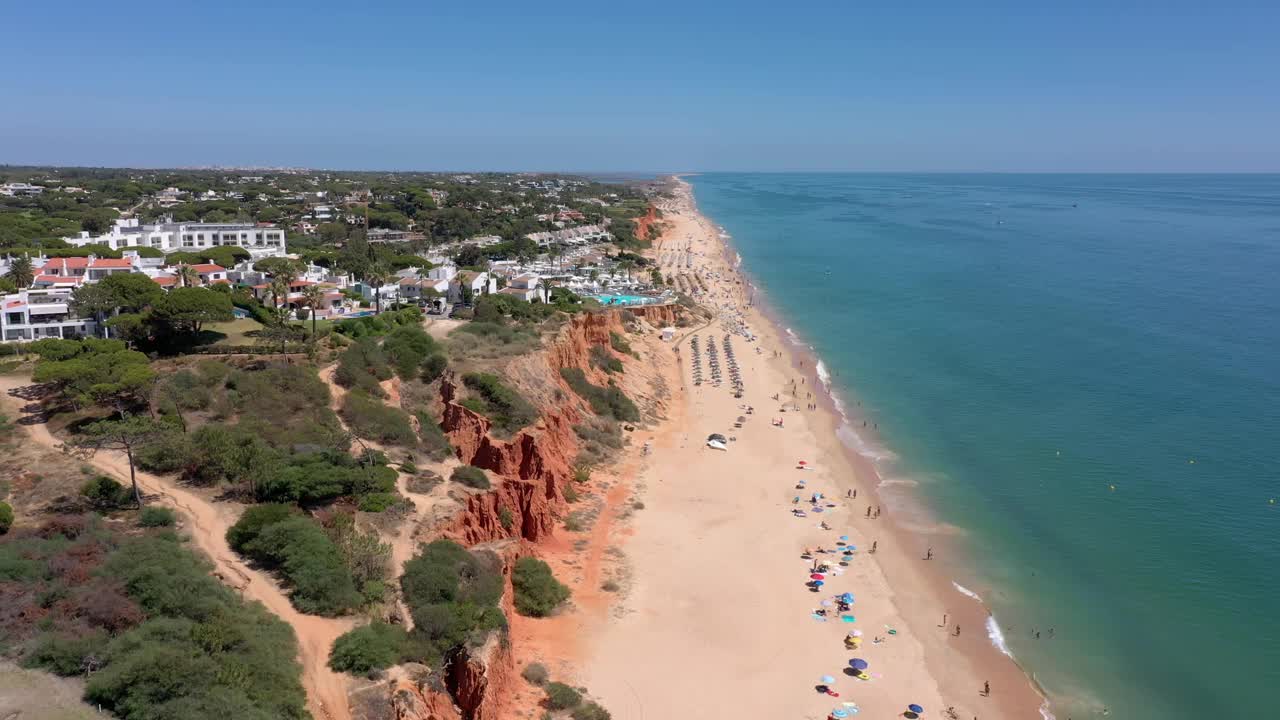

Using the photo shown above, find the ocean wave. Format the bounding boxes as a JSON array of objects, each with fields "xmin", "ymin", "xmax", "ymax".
[
  {"xmin": 953, "ymin": 582, "xmax": 983, "ymax": 602},
  {"xmin": 987, "ymin": 615, "xmax": 1015, "ymax": 659},
  {"xmin": 815, "ymin": 360, "xmax": 833, "ymax": 390},
  {"xmin": 835, "ymin": 423, "xmax": 897, "ymax": 463},
  {"xmin": 1039, "ymin": 701, "xmax": 1057, "ymax": 720}
]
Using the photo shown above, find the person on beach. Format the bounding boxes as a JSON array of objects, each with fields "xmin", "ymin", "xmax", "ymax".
[
  {"xmin": 983, "ymin": 681, "xmax": 990, "ymax": 696},
  {"xmin": 955, "ymin": 624, "xmax": 961, "ymax": 637},
  {"xmin": 942, "ymin": 613, "xmax": 948, "ymax": 626},
  {"xmin": 871, "ymin": 541, "xmax": 878, "ymax": 553},
  {"xmin": 926, "ymin": 548, "xmax": 934, "ymax": 560}
]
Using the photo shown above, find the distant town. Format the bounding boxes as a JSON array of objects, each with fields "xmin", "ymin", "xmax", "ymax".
[{"xmin": 1, "ymin": 168, "xmax": 672, "ymax": 344}]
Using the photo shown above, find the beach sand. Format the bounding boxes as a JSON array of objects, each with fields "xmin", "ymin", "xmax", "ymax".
[{"xmin": 572, "ymin": 179, "xmax": 1048, "ymax": 720}]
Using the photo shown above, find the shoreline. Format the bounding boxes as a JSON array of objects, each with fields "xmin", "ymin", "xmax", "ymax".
[
  {"xmin": 575, "ymin": 177, "xmax": 1050, "ymax": 720},
  {"xmin": 690, "ymin": 176, "xmax": 1054, "ymax": 717}
]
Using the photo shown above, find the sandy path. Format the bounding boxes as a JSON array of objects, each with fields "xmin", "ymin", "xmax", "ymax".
[
  {"xmin": 577, "ymin": 184, "xmax": 1044, "ymax": 720},
  {"xmin": 0, "ymin": 376, "xmax": 355, "ymax": 720}
]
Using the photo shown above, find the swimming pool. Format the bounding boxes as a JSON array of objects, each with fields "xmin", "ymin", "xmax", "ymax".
[
  {"xmin": 344, "ymin": 310, "xmax": 377, "ymax": 318},
  {"xmin": 592, "ymin": 294, "xmax": 665, "ymax": 307}
]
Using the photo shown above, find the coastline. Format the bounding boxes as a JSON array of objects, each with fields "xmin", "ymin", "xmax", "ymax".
[{"xmin": 576, "ymin": 176, "xmax": 1049, "ymax": 719}]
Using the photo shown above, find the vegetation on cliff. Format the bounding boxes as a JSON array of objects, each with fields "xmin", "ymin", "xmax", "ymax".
[
  {"xmin": 512, "ymin": 557, "xmax": 571, "ymax": 617},
  {"xmin": 0, "ymin": 516, "xmax": 309, "ymax": 720},
  {"xmin": 399, "ymin": 539, "xmax": 506, "ymax": 665}
]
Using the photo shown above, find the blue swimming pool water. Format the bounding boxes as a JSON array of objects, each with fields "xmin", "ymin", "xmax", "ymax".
[{"xmin": 593, "ymin": 294, "xmax": 660, "ymax": 306}]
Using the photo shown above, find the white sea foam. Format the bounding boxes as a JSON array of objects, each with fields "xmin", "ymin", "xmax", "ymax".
[
  {"xmin": 953, "ymin": 582, "xmax": 983, "ymax": 602},
  {"xmin": 987, "ymin": 615, "xmax": 1015, "ymax": 658},
  {"xmin": 815, "ymin": 359, "xmax": 833, "ymax": 390},
  {"xmin": 1039, "ymin": 701, "xmax": 1057, "ymax": 720}
]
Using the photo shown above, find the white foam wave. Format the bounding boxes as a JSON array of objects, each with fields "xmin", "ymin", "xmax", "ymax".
[
  {"xmin": 952, "ymin": 582, "xmax": 983, "ymax": 602},
  {"xmin": 1039, "ymin": 701, "xmax": 1057, "ymax": 720},
  {"xmin": 815, "ymin": 359, "xmax": 833, "ymax": 390},
  {"xmin": 986, "ymin": 615, "xmax": 1015, "ymax": 658}
]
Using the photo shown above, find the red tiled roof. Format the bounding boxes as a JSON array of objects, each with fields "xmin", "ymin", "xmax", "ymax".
[
  {"xmin": 90, "ymin": 258, "xmax": 134, "ymax": 268},
  {"xmin": 153, "ymin": 276, "xmax": 178, "ymax": 286},
  {"xmin": 210, "ymin": 278, "xmax": 231, "ymax": 285},
  {"xmin": 40, "ymin": 257, "xmax": 90, "ymax": 272},
  {"xmin": 35, "ymin": 274, "xmax": 79, "ymax": 284},
  {"xmin": 190, "ymin": 263, "xmax": 226, "ymax": 273},
  {"xmin": 5, "ymin": 300, "xmax": 23, "ymax": 308}
]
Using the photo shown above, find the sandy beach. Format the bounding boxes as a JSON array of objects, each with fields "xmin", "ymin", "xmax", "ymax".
[{"xmin": 572, "ymin": 179, "xmax": 1048, "ymax": 720}]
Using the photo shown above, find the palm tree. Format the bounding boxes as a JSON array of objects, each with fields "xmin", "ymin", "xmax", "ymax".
[
  {"xmin": 176, "ymin": 264, "xmax": 200, "ymax": 288},
  {"xmin": 5, "ymin": 254, "xmax": 35, "ymax": 288},
  {"xmin": 618, "ymin": 258, "xmax": 636, "ymax": 283},
  {"xmin": 365, "ymin": 265, "xmax": 390, "ymax": 315},
  {"xmin": 268, "ymin": 275, "xmax": 291, "ymax": 316},
  {"xmin": 299, "ymin": 284, "xmax": 326, "ymax": 338}
]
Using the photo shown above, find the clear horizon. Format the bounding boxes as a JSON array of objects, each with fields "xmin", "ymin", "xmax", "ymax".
[{"xmin": 4, "ymin": 1, "xmax": 1279, "ymax": 172}]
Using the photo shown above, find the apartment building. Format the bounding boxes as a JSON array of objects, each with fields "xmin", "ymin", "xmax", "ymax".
[{"xmin": 64, "ymin": 218, "xmax": 287, "ymax": 257}]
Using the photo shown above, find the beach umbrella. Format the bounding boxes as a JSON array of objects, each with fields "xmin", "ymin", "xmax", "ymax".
[
  {"xmin": 820, "ymin": 675, "xmax": 836, "ymax": 685},
  {"xmin": 840, "ymin": 593, "xmax": 854, "ymax": 602},
  {"xmin": 840, "ymin": 614, "xmax": 855, "ymax": 622},
  {"xmin": 812, "ymin": 580, "xmax": 825, "ymax": 587},
  {"xmin": 832, "ymin": 710, "xmax": 849, "ymax": 719},
  {"xmin": 908, "ymin": 704, "xmax": 924, "ymax": 714},
  {"xmin": 798, "ymin": 460, "xmax": 809, "ymax": 465},
  {"xmin": 821, "ymin": 599, "xmax": 834, "ymax": 607},
  {"xmin": 848, "ymin": 658, "xmax": 868, "ymax": 670},
  {"xmin": 810, "ymin": 574, "xmax": 825, "ymax": 580}
]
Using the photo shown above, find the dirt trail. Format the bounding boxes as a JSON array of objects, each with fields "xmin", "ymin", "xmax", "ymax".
[{"xmin": 0, "ymin": 376, "xmax": 355, "ymax": 720}]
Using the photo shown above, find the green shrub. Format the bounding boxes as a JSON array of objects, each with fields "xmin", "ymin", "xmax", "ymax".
[
  {"xmin": 416, "ymin": 410, "xmax": 454, "ymax": 461},
  {"xmin": 357, "ymin": 492, "xmax": 400, "ymax": 513},
  {"xmin": 228, "ymin": 508, "xmax": 361, "ymax": 616},
  {"xmin": 451, "ymin": 465, "xmax": 490, "ymax": 490},
  {"xmin": 521, "ymin": 662, "xmax": 549, "ymax": 685},
  {"xmin": 138, "ymin": 506, "xmax": 176, "ymax": 528},
  {"xmin": 512, "ymin": 557, "xmax": 570, "ymax": 618},
  {"xmin": 0, "ymin": 501, "xmax": 12, "ymax": 535},
  {"xmin": 498, "ymin": 507, "xmax": 514, "ymax": 530},
  {"xmin": 609, "ymin": 331, "xmax": 631, "ymax": 354},
  {"xmin": 383, "ymin": 325, "xmax": 442, "ymax": 379},
  {"xmin": 80, "ymin": 476, "xmax": 131, "ymax": 510},
  {"xmin": 563, "ymin": 484, "xmax": 579, "ymax": 503},
  {"xmin": 590, "ymin": 345, "xmax": 623, "ymax": 374},
  {"xmin": 400, "ymin": 461, "xmax": 418, "ymax": 474},
  {"xmin": 573, "ymin": 466, "xmax": 591, "ymax": 484},
  {"xmin": 328, "ymin": 621, "xmax": 411, "ymax": 676},
  {"xmin": 334, "ymin": 338, "xmax": 392, "ymax": 396},
  {"xmin": 341, "ymin": 391, "xmax": 417, "ymax": 446},
  {"xmin": 544, "ymin": 682, "xmax": 582, "ymax": 711},
  {"xmin": 421, "ymin": 353, "xmax": 448, "ymax": 383},
  {"xmin": 559, "ymin": 368, "xmax": 639, "ymax": 422},
  {"xmin": 399, "ymin": 541, "xmax": 506, "ymax": 665},
  {"xmin": 461, "ymin": 372, "xmax": 537, "ymax": 435},
  {"xmin": 226, "ymin": 504, "xmax": 296, "ymax": 552},
  {"xmin": 21, "ymin": 632, "xmax": 109, "ymax": 676},
  {"xmin": 573, "ymin": 702, "xmax": 612, "ymax": 720}
]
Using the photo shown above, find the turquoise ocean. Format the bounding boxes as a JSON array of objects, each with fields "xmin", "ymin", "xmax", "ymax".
[{"xmin": 686, "ymin": 174, "xmax": 1280, "ymax": 719}]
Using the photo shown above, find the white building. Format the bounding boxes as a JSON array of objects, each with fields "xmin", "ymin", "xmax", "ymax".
[
  {"xmin": 449, "ymin": 270, "xmax": 495, "ymax": 303},
  {"xmin": 2, "ymin": 289, "xmax": 98, "ymax": 341},
  {"xmin": 497, "ymin": 272, "xmax": 546, "ymax": 302},
  {"xmin": 525, "ymin": 224, "xmax": 612, "ymax": 247},
  {"xmin": 64, "ymin": 218, "xmax": 286, "ymax": 258},
  {"xmin": 0, "ymin": 182, "xmax": 45, "ymax": 197}
]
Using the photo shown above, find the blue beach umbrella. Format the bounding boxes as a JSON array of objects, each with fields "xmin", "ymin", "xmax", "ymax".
[
  {"xmin": 908, "ymin": 704, "xmax": 924, "ymax": 714},
  {"xmin": 812, "ymin": 580, "xmax": 825, "ymax": 587},
  {"xmin": 820, "ymin": 675, "xmax": 836, "ymax": 685},
  {"xmin": 848, "ymin": 658, "xmax": 869, "ymax": 670},
  {"xmin": 832, "ymin": 710, "xmax": 849, "ymax": 718},
  {"xmin": 840, "ymin": 593, "xmax": 854, "ymax": 602},
  {"xmin": 839, "ymin": 535, "xmax": 849, "ymax": 541}
]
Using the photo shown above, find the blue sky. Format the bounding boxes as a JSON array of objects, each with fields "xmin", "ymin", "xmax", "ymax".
[{"xmin": 3, "ymin": 1, "xmax": 1278, "ymax": 172}]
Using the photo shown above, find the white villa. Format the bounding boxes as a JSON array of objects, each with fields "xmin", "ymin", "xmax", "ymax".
[
  {"xmin": 64, "ymin": 218, "xmax": 287, "ymax": 258},
  {"xmin": 525, "ymin": 224, "xmax": 611, "ymax": 248}
]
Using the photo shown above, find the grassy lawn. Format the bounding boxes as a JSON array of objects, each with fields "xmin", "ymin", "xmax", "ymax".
[{"xmin": 204, "ymin": 317, "xmax": 265, "ymax": 346}]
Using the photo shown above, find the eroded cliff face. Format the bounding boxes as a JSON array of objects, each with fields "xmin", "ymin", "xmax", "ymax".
[
  {"xmin": 437, "ymin": 307, "xmax": 678, "ymax": 545},
  {"xmin": 634, "ymin": 204, "xmax": 659, "ymax": 241},
  {"xmin": 399, "ymin": 307, "xmax": 682, "ymax": 720}
]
